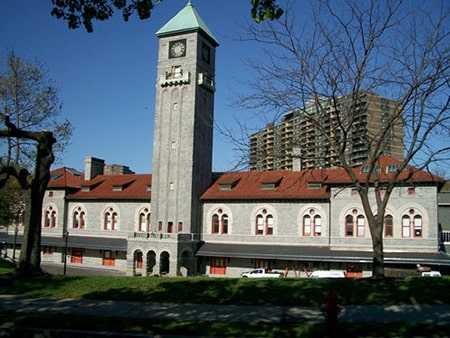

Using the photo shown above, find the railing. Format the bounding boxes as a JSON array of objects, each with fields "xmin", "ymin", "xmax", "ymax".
[
  {"xmin": 441, "ymin": 231, "xmax": 450, "ymax": 244},
  {"xmin": 131, "ymin": 232, "xmax": 199, "ymax": 241}
]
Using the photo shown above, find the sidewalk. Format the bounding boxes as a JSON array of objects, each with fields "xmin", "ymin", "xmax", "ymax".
[{"xmin": 1, "ymin": 295, "xmax": 450, "ymax": 324}]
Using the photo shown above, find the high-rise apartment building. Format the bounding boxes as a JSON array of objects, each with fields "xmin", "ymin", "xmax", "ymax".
[{"xmin": 249, "ymin": 92, "xmax": 404, "ymax": 170}]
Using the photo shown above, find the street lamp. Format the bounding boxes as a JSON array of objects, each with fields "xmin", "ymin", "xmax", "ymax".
[
  {"xmin": 12, "ymin": 225, "xmax": 18, "ymax": 261},
  {"xmin": 63, "ymin": 230, "xmax": 69, "ymax": 275}
]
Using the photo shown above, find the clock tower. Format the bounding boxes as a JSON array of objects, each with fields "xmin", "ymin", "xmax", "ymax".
[{"xmin": 149, "ymin": 1, "xmax": 218, "ymax": 274}]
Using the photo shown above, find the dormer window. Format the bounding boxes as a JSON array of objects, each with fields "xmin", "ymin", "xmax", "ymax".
[
  {"xmin": 360, "ymin": 165, "xmax": 381, "ymax": 174},
  {"xmin": 218, "ymin": 178, "xmax": 240, "ymax": 191},
  {"xmin": 386, "ymin": 164, "xmax": 406, "ymax": 173},
  {"xmin": 360, "ymin": 165, "xmax": 371, "ymax": 173},
  {"xmin": 260, "ymin": 177, "xmax": 282, "ymax": 190},
  {"xmin": 307, "ymin": 183, "xmax": 322, "ymax": 189},
  {"xmin": 261, "ymin": 182, "xmax": 278, "ymax": 190}
]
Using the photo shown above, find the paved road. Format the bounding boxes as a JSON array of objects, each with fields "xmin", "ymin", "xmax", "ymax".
[{"xmin": 1, "ymin": 295, "xmax": 450, "ymax": 325}]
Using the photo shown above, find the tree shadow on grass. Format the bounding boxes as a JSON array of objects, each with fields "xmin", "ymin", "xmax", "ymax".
[{"xmin": 0, "ymin": 272, "xmax": 85, "ymax": 298}]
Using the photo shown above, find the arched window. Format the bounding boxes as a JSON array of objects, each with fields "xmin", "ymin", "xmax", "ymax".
[
  {"xmin": 302, "ymin": 210, "xmax": 322, "ymax": 237},
  {"xmin": 414, "ymin": 215, "xmax": 422, "ymax": 237},
  {"xmin": 266, "ymin": 215, "xmax": 273, "ymax": 235},
  {"xmin": 345, "ymin": 215, "xmax": 354, "ymax": 237},
  {"xmin": 256, "ymin": 215, "xmax": 264, "ymax": 235},
  {"xmin": 314, "ymin": 215, "xmax": 322, "ymax": 236},
  {"xmin": 303, "ymin": 215, "xmax": 311, "ymax": 236},
  {"xmin": 211, "ymin": 209, "xmax": 228, "ymax": 234},
  {"xmin": 221, "ymin": 214, "xmax": 228, "ymax": 234},
  {"xmin": 73, "ymin": 207, "xmax": 85, "ymax": 229},
  {"xmin": 345, "ymin": 210, "xmax": 366, "ymax": 237},
  {"xmin": 45, "ymin": 207, "xmax": 57, "ymax": 228},
  {"xmin": 139, "ymin": 208, "xmax": 150, "ymax": 232},
  {"xmin": 357, "ymin": 215, "xmax": 365, "ymax": 237},
  {"xmin": 104, "ymin": 208, "xmax": 118, "ymax": 230},
  {"xmin": 402, "ymin": 215, "xmax": 410, "ymax": 237},
  {"xmin": 384, "ymin": 215, "xmax": 393, "ymax": 237},
  {"xmin": 255, "ymin": 209, "xmax": 273, "ymax": 235},
  {"xmin": 212, "ymin": 214, "xmax": 220, "ymax": 234}
]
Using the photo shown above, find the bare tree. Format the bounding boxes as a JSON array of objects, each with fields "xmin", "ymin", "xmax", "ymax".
[{"xmin": 235, "ymin": 0, "xmax": 449, "ymax": 278}]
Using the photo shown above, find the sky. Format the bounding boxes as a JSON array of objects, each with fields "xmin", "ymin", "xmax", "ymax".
[
  {"xmin": 0, "ymin": 0, "xmax": 271, "ymax": 174},
  {"xmin": 1, "ymin": 1, "xmax": 448, "ymax": 177}
]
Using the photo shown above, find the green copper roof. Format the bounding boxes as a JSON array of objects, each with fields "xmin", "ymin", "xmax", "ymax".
[{"xmin": 155, "ymin": 1, "xmax": 219, "ymax": 46}]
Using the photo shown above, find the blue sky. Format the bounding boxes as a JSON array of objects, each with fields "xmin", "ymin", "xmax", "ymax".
[
  {"xmin": 1, "ymin": 1, "xmax": 448, "ymax": 177},
  {"xmin": 0, "ymin": 0, "xmax": 269, "ymax": 173}
]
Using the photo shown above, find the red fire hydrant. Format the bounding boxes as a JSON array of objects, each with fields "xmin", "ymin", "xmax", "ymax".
[{"xmin": 321, "ymin": 290, "xmax": 343, "ymax": 336}]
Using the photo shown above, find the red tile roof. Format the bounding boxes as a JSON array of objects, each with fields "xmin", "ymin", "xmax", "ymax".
[
  {"xmin": 201, "ymin": 157, "xmax": 443, "ymax": 201},
  {"xmin": 201, "ymin": 170, "xmax": 330, "ymax": 200},
  {"xmin": 68, "ymin": 174, "xmax": 152, "ymax": 200},
  {"xmin": 47, "ymin": 168, "xmax": 151, "ymax": 200},
  {"xmin": 47, "ymin": 167, "xmax": 83, "ymax": 189},
  {"xmin": 47, "ymin": 156, "xmax": 441, "ymax": 202}
]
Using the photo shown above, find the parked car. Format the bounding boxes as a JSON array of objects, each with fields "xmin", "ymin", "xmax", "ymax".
[
  {"xmin": 421, "ymin": 271, "xmax": 441, "ymax": 277},
  {"xmin": 241, "ymin": 268, "xmax": 283, "ymax": 278},
  {"xmin": 308, "ymin": 270, "xmax": 346, "ymax": 278}
]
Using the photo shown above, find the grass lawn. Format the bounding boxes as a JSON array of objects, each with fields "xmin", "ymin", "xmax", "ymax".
[{"xmin": 1, "ymin": 259, "xmax": 450, "ymax": 337}]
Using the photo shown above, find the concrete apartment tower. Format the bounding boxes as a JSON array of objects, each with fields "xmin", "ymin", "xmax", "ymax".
[{"xmin": 145, "ymin": 2, "xmax": 218, "ymax": 275}]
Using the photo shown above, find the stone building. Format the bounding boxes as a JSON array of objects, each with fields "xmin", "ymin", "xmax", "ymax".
[{"xmin": 1, "ymin": 2, "xmax": 449, "ymax": 277}]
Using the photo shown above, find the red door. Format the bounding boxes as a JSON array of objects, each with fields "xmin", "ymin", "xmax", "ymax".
[
  {"xmin": 102, "ymin": 250, "xmax": 115, "ymax": 266},
  {"xmin": 71, "ymin": 248, "xmax": 83, "ymax": 264},
  {"xmin": 210, "ymin": 257, "xmax": 226, "ymax": 275}
]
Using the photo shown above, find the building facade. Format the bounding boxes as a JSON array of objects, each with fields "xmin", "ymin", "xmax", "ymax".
[
  {"xmin": 1, "ymin": 3, "xmax": 449, "ymax": 277},
  {"xmin": 249, "ymin": 92, "xmax": 405, "ymax": 171}
]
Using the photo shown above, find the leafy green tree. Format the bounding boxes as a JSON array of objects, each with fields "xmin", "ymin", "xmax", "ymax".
[
  {"xmin": 235, "ymin": 0, "xmax": 449, "ymax": 278},
  {"xmin": 0, "ymin": 52, "xmax": 69, "ymax": 277},
  {"xmin": 50, "ymin": 0, "xmax": 283, "ymax": 32},
  {"xmin": 0, "ymin": 176, "xmax": 25, "ymax": 228},
  {"xmin": 0, "ymin": 115, "xmax": 56, "ymax": 277},
  {"xmin": 0, "ymin": 52, "xmax": 73, "ymax": 169}
]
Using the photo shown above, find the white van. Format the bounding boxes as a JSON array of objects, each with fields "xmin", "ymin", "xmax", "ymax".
[{"xmin": 308, "ymin": 270, "xmax": 346, "ymax": 278}]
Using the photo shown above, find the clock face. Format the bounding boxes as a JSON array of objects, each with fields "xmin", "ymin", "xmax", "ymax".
[
  {"xmin": 169, "ymin": 39, "xmax": 186, "ymax": 58},
  {"xmin": 202, "ymin": 43, "xmax": 210, "ymax": 64}
]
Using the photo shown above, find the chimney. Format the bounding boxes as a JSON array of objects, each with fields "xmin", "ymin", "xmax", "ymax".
[
  {"xmin": 84, "ymin": 156, "xmax": 105, "ymax": 180},
  {"xmin": 292, "ymin": 147, "xmax": 302, "ymax": 172}
]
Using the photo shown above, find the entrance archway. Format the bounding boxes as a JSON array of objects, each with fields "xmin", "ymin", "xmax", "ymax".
[
  {"xmin": 159, "ymin": 251, "xmax": 170, "ymax": 275},
  {"xmin": 146, "ymin": 250, "xmax": 156, "ymax": 276},
  {"xmin": 133, "ymin": 250, "xmax": 143, "ymax": 276},
  {"xmin": 179, "ymin": 250, "xmax": 194, "ymax": 276}
]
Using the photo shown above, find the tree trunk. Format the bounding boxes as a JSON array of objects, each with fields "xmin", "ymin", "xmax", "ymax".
[
  {"xmin": 370, "ymin": 219, "xmax": 385, "ymax": 279},
  {"xmin": 16, "ymin": 131, "xmax": 55, "ymax": 277}
]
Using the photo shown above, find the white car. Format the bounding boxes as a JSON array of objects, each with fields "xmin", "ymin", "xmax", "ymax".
[
  {"xmin": 421, "ymin": 271, "xmax": 441, "ymax": 277},
  {"xmin": 308, "ymin": 270, "xmax": 346, "ymax": 278}
]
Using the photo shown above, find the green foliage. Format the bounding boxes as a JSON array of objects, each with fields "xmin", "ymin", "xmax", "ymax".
[
  {"xmin": 51, "ymin": 0, "xmax": 155, "ymax": 32},
  {"xmin": 0, "ymin": 177, "xmax": 26, "ymax": 227},
  {"xmin": 0, "ymin": 259, "xmax": 15, "ymax": 275},
  {"xmin": 251, "ymin": 0, "xmax": 284, "ymax": 23},
  {"xmin": 51, "ymin": 0, "xmax": 284, "ymax": 32},
  {"xmin": 0, "ymin": 51, "xmax": 73, "ymax": 169}
]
